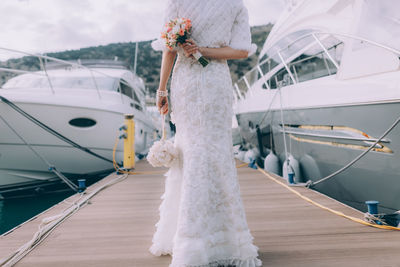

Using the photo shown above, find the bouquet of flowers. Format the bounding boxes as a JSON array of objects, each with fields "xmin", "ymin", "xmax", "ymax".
[
  {"xmin": 147, "ymin": 116, "xmax": 179, "ymax": 168},
  {"xmin": 161, "ymin": 17, "xmax": 209, "ymax": 67}
]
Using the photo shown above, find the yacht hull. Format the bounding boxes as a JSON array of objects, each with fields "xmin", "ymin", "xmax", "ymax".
[
  {"xmin": 0, "ymin": 95, "xmax": 155, "ymax": 194},
  {"xmin": 236, "ymin": 101, "xmax": 400, "ymax": 213}
]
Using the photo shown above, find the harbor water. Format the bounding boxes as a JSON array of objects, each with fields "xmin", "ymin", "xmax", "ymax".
[
  {"xmin": 0, "ymin": 172, "xmax": 111, "ymax": 235},
  {"xmin": 0, "ymin": 189, "xmax": 73, "ymax": 235}
]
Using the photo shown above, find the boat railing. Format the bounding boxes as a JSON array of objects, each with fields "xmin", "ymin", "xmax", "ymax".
[
  {"xmin": 0, "ymin": 46, "xmax": 134, "ymax": 103},
  {"xmin": 233, "ymin": 31, "xmax": 400, "ymax": 101},
  {"xmin": 45, "ymin": 59, "xmax": 129, "ymax": 70}
]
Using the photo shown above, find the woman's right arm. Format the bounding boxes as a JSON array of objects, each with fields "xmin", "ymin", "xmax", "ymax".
[{"xmin": 157, "ymin": 49, "xmax": 177, "ymax": 115}]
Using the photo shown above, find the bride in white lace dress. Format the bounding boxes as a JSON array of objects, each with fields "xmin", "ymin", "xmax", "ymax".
[{"xmin": 150, "ymin": 0, "xmax": 262, "ymax": 266}]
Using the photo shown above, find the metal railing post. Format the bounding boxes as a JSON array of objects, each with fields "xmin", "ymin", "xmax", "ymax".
[
  {"xmin": 38, "ymin": 55, "xmax": 55, "ymax": 94},
  {"xmin": 243, "ymin": 76, "xmax": 253, "ymax": 96},
  {"xmin": 277, "ymin": 51, "xmax": 297, "ymax": 85},
  {"xmin": 312, "ymin": 33, "xmax": 339, "ymax": 69},
  {"xmin": 257, "ymin": 65, "xmax": 271, "ymax": 90},
  {"xmin": 234, "ymin": 83, "xmax": 243, "ymax": 99},
  {"xmin": 88, "ymin": 69, "xmax": 101, "ymax": 99}
]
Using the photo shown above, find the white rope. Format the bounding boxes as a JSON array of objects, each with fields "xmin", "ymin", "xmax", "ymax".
[
  {"xmin": 256, "ymin": 85, "xmax": 280, "ymax": 127},
  {"xmin": 161, "ymin": 115, "xmax": 166, "ymax": 140},
  {"xmin": 0, "ymin": 173, "xmax": 129, "ymax": 267},
  {"xmin": 363, "ymin": 213, "xmax": 388, "ymax": 226},
  {"xmin": 278, "ymin": 86, "xmax": 290, "ymax": 174}
]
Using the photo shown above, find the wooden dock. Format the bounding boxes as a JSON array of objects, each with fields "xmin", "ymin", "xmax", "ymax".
[{"xmin": 1, "ymin": 161, "xmax": 400, "ymax": 266}]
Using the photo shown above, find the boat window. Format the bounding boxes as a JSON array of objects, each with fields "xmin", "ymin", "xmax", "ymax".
[
  {"xmin": 69, "ymin": 118, "xmax": 97, "ymax": 128},
  {"xmin": 259, "ymin": 58, "xmax": 279, "ymax": 77},
  {"xmin": 260, "ymin": 29, "xmax": 314, "ymax": 65},
  {"xmin": 317, "ymin": 35, "xmax": 344, "ymax": 65},
  {"xmin": 259, "ymin": 58, "xmax": 279, "ymax": 89},
  {"xmin": 266, "ymin": 67, "xmax": 292, "ymax": 89},
  {"xmin": 288, "ymin": 40, "xmax": 337, "ymax": 82},
  {"xmin": 119, "ymin": 79, "xmax": 143, "ymax": 111},
  {"xmin": 132, "ymin": 91, "xmax": 143, "ymax": 111},
  {"xmin": 257, "ymin": 31, "xmax": 344, "ymax": 89},
  {"xmin": 280, "ymin": 35, "xmax": 316, "ymax": 63},
  {"xmin": 2, "ymin": 75, "xmax": 118, "ymax": 91},
  {"xmin": 119, "ymin": 80, "xmax": 133, "ymax": 98},
  {"xmin": 132, "ymin": 90, "xmax": 140, "ymax": 103}
]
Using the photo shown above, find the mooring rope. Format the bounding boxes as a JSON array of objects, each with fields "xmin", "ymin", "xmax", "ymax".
[
  {"xmin": 0, "ymin": 172, "xmax": 129, "ymax": 266},
  {"xmin": 0, "ymin": 114, "xmax": 78, "ymax": 192},
  {"xmin": 256, "ymin": 167, "xmax": 400, "ymax": 231},
  {"xmin": 0, "ymin": 95, "xmax": 113, "ymax": 164}
]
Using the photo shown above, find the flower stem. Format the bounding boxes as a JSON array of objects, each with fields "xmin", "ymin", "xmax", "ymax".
[{"xmin": 193, "ymin": 51, "xmax": 209, "ymax": 67}]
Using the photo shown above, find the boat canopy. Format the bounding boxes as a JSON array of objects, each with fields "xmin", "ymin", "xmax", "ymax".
[
  {"xmin": 256, "ymin": 0, "xmax": 400, "ymax": 80},
  {"xmin": 261, "ymin": 0, "xmax": 400, "ymax": 60}
]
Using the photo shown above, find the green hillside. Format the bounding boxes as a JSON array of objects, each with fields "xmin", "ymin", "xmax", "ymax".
[{"xmin": 0, "ymin": 24, "xmax": 272, "ymax": 92}]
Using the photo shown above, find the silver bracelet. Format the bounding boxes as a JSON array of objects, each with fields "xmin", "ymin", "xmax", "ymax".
[{"xmin": 156, "ymin": 90, "xmax": 168, "ymax": 97}]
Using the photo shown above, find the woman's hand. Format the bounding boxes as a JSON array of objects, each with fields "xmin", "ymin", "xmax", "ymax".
[
  {"xmin": 180, "ymin": 39, "xmax": 198, "ymax": 58},
  {"xmin": 157, "ymin": 95, "xmax": 169, "ymax": 115}
]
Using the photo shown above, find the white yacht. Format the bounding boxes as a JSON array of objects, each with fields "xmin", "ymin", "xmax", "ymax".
[
  {"xmin": 0, "ymin": 56, "xmax": 157, "ymax": 197},
  {"xmin": 234, "ymin": 0, "xmax": 400, "ymax": 212}
]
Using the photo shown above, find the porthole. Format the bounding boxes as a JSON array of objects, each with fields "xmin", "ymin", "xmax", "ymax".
[{"xmin": 69, "ymin": 118, "xmax": 97, "ymax": 128}]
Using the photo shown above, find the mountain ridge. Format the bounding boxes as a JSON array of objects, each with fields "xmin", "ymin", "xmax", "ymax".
[{"xmin": 0, "ymin": 24, "xmax": 272, "ymax": 92}]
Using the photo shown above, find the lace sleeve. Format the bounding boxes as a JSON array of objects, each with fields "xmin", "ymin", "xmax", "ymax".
[
  {"xmin": 229, "ymin": 2, "xmax": 257, "ymax": 56},
  {"xmin": 152, "ymin": 0, "xmax": 179, "ymax": 51}
]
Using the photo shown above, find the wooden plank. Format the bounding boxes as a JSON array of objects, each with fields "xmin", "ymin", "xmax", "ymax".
[{"xmin": 0, "ymin": 161, "xmax": 399, "ymax": 266}]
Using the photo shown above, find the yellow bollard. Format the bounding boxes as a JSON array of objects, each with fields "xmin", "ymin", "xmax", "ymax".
[{"xmin": 123, "ymin": 114, "xmax": 135, "ymax": 170}]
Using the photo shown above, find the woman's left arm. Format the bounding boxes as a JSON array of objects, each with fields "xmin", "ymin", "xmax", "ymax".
[
  {"xmin": 181, "ymin": 40, "xmax": 248, "ymax": 60},
  {"xmin": 199, "ymin": 46, "xmax": 248, "ymax": 60}
]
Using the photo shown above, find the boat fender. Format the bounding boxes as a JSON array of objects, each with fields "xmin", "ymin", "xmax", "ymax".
[
  {"xmin": 244, "ymin": 148, "xmax": 259, "ymax": 164},
  {"xmin": 282, "ymin": 154, "xmax": 302, "ymax": 183},
  {"xmin": 264, "ymin": 151, "xmax": 280, "ymax": 175},
  {"xmin": 237, "ymin": 150, "xmax": 246, "ymax": 161}
]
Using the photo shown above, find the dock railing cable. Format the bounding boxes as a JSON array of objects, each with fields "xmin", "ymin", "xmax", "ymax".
[{"xmin": 308, "ymin": 114, "xmax": 400, "ymax": 187}]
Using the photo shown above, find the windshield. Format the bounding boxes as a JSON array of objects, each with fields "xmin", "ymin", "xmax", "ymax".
[{"xmin": 3, "ymin": 74, "xmax": 118, "ymax": 91}]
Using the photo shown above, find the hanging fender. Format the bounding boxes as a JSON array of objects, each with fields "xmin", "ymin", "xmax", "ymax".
[{"xmin": 282, "ymin": 154, "xmax": 302, "ymax": 183}]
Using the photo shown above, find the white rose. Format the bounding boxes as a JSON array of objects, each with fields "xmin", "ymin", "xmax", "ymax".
[{"xmin": 147, "ymin": 139, "xmax": 179, "ymax": 168}]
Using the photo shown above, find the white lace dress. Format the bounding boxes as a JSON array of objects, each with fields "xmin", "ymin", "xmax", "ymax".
[{"xmin": 150, "ymin": 0, "xmax": 261, "ymax": 266}]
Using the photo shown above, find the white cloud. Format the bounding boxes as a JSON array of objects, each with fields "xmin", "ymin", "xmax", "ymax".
[
  {"xmin": 245, "ymin": 0, "xmax": 285, "ymax": 25},
  {"xmin": 0, "ymin": 0, "xmax": 284, "ymax": 60}
]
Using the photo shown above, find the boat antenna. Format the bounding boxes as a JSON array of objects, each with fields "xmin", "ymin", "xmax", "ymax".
[{"xmin": 133, "ymin": 42, "xmax": 138, "ymax": 75}]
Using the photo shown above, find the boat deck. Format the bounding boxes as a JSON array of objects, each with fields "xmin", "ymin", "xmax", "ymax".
[{"xmin": 1, "ymin": 160, "xmax": 400, "ymax": 266}]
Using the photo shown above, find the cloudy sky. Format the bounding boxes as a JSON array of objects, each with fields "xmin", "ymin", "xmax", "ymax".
[{"xmin": 0, "ymin": 0, "xmax": 285, "ymax": 60}]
